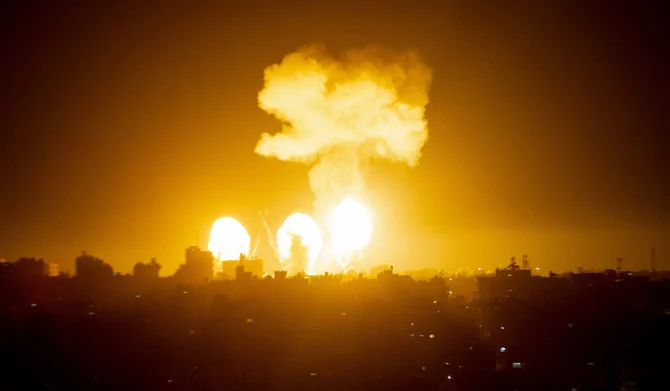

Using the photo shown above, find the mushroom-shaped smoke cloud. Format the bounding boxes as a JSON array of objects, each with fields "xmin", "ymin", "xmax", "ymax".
[{"xmin": 256, "ymin": 44, "xmax": 433, "ymax": 212}]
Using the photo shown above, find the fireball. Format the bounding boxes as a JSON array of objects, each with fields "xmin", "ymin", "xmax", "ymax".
[
  {"xmin": 330, "ymin": 197, "xmax": 373, "ymax": 269},
  {"xmin": 277, "ymin": 212, "xmax": 323, "ymax": 274},
  {"xmin": 208, "ymin": 217, "xmax": 251, "ymax": 262}
]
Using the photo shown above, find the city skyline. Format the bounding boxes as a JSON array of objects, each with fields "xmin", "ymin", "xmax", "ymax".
[{"xmin": 1, "ymin": 2, "xmax": 668, "ymax": 274}]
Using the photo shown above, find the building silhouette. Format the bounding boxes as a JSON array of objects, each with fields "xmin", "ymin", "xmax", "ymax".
[
  {"xmin": 220, "ymin": 253, "xmax": 263, "ymax": 280},
  {"xmin": 75, "ymin": 252, "xmax": 113, "ymax": 281},
  {"xmin": 133, "ymin": 257, "xmax": 161, "ymax": 279},
  {"xmin": 174, "ymin": 246, "xmax": 214, "ymax": 283}
]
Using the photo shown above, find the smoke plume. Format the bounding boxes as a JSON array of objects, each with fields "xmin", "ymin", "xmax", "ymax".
[{"xmin": 256, "ymin": 44, "xmax": 432, "ymax": 211}]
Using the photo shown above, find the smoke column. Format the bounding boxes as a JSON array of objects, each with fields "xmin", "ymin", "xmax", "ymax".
[{"xmin": 256, "ymin": 44, "xmax": 432, "ymax": 213}]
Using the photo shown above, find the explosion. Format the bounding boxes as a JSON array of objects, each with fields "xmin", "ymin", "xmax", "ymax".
[
  {"xmin": 330, "ymin": 197, "xmax": 373, "ymax": 270},
  {"xmin": 208, "ymin": 217, "xmax": 251, "ymax": 266},
  {"xmin": 256, "ymin": 44, "xmax": 432, "ymax": 272},
  {"xmin": 277, "ymin": 212, "xmax": 323, "ymax": 274}
]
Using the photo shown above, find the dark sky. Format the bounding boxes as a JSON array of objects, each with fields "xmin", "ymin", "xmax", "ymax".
[{"xmin": 1, "ymin": 1, "xmax": 668, "ymax": 274}]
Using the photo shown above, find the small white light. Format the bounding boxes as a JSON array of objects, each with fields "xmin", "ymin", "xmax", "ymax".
[
  {"xmin": 421, "ymin": 366, "xmax": 427, "ymax": 371},
  {"xmin": 429, "ymin": 334, "xmax": 435, "ymax": 339},
  {"xmin": 500, "ymin": 326, "xmax": 505, "ymax": 330},
  {"xmin": 500, "ymin": 347, "xmax": 506, "ymax": 353},
  {"xmin": 31, "ymin": 303, "xmax": 37, "ymax": 307},
  {"xmin": 447, "ymin": 375, "xmax": 452, "ymax": 380}
]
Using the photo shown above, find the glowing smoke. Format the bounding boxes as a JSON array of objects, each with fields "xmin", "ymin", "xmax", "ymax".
[
  {"xmin": 277, "ymin": 212, "xmax": 323, "ymax": 274},
  {"xmin": 255, "ymin": 45, "xmax": 433, "ymax": 212}
]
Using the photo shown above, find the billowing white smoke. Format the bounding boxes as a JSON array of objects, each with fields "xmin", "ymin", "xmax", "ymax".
[{"xmin": 255, "ymin": 44, "xmax": 433, "ymax": 213}]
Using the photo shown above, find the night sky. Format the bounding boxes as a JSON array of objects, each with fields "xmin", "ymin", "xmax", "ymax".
[{"xmin": 1, "ymin": 1, "xmax": 668, "ymax": 274}]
